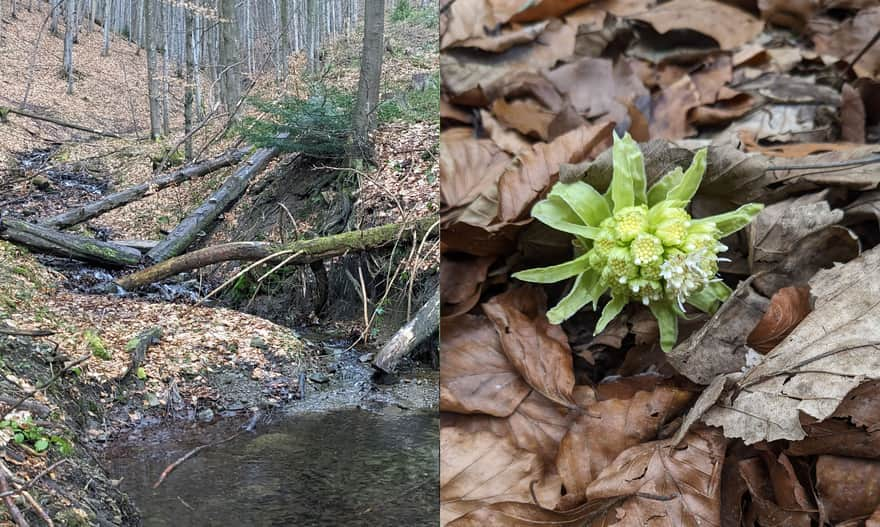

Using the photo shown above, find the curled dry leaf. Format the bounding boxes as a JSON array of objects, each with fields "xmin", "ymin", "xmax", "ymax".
[
  {"xmin": 810, "ymin": 6, "xmax": 880, "ymax": 79},
  {"xmin": 584, "ymin": 427, "xmax": 727, "ymax": 527},
  {"xmin": 440, "ymin": 315, "xmax": 531, "ymax": 416},
  {"xmin": 816, "ymin": 455, "xmax": 880, "ymax": 523},
  {"xmin": 747, "ymin": 286, "xmax": 812, "ymax": 354},
  {"xmin": 556, "ymin": 382, "xmax": 693, "ymax": 500},
  {"xmin": 834, "ymin": 379, "xmax": 880, "ymax": 429},
  {"xmin": 441, "ymin": 254, "xmax": 496, "ymax": 317},
  {"xmin": 440, "ymin": 128, "xmax": 510, "ymax": 213},
  {"xmin": 788, "ymin": 418, "xmax": 880, "ymax": 459},
  {"xmin": 631, "ymin": 0, "xmax": 764, "ymax": 50},
  {"xmin": 483, "ymin": 286, "xmax": 577, "ymax": 407},
  {"xmin": 440, "ymin": 425, "xmax": 563, "ymax": 526},
  {"xmin": 703, "ymin": 245, "xmax": 880, "ymax": 444},
  {"xmin": 736, "ymin": 456, "xmax": 813, "ymax": 527}
]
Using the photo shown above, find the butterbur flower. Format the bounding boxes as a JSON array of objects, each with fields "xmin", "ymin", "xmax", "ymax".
[{"xmin": 513, "ymin": 132, "xmax": 763, "ymax": 352}]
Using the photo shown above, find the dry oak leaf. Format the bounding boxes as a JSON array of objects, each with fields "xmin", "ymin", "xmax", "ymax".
[
  {"xmin": 483, "ymin": 286, "xmax": 577, "ymax": 407},
  {"xmin": 747, "ymin": 286, "xmax": 812, "ymax": 354},
  {"xmin": 631, "ymin": 0, "xmax": 764, "ymax": 50},
  {"xmin": 556, "ymin": 383, "xmax": 694, "ymax": 500},
  {"xmin": 703, "ymin": 245, "xmax": 880, "ymax": 444},
  {"xmin": 584, "ymin": 427, "xmax": 727, "ymax": 527},
  {"xmin": 440, "ymin": 425, "xmax": 563, "ymax": 526},
  {"xmin": 440, "ymin": 314, "xmax": 532, "ymax": 416}
]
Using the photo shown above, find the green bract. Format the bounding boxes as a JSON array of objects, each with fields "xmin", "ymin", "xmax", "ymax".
[{"xmin": 512, "ymin": 133, "xmax": 763, "ymax": 352}]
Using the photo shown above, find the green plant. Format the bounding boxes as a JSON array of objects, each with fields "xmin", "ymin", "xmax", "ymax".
[
  {"xmin": 236, "ymin": 87, "xmax": 356, "ymax": 159},
  {"xmin": 513, "ymin": 133, "xmax": 763, "ymax": 352},
  {"xmin": 1, "ymin": 418, "xmax": 73, "ymax": 455},
  {"xmin": 390, "ymin": 0, "xmax": 438, "ymax": 26},
  {"xmin": 377, "ymin": 75, "xmax": 440, "ymax": 124},
  {"xmin": 84, "ymin": 329, "xmax": 111, "ymax": 360}
]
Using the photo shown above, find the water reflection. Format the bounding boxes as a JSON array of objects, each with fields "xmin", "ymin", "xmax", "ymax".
[{"xmin": 108, "ymin": 410, "xmax": 439, "ymax": 526}]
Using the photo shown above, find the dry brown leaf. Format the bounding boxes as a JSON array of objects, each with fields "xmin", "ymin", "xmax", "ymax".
[
  {"xmin": 440, "ymin": 128, "xmax": 510, "ymax": 211},
  {"xmin": 440, "ymin": 424, "xmax": 563, "ymax": 526},
  {"xmin": 788, "ymin": 418, "xmax": 880, "ymax": 458},
  {"xmin": 816, "ymin": 455, "xmax": 880, "ymax": 523},
  {"xmin": 650, "ymin": 74, "xmax": 701, "ymax": 139},
  {"xmin": 556, "ymin": 383, "xmax": 693, "ymax": 500},
  {"xmin": 584, "ymin": 427, "xmax": 727, "ymax": 527},
  {"xmin": 757, "ymin": 0, "xmax": 816, "ymax": 31},
  {"xmin": 747, "ymin": 286, "xmax": 812, "ymax": 354},
  {"xmin": 441, "ymin": 254, "xmax": 496, "ymax": 317},
  {"xmin": 841, "ymin": 82, "xmax": 867, "ymax": 143},
  {"xmin": 480, "ymin": 110, "xmax": 533, "ymax": 155},
  {"xmin": 441, "ymin": 0, "xmax": 535, "ymax": 49},
  {"xmin": 834, "ymin": 379, "xmax": 880, "ymax": 429},
  {"xmin": 482, "ymin": 286, "xmax": 577, "ymax": 407},
  {"xmin": 632, "ymin": 0, "xmax": 764, "ymax": 50},
  {"xmin": 512, "ymin": 0, "xmax": 595, "ymax": 22},
  {"xmin": 703, "ymin": 246, "xmax": 880, "ymax": 444},
  {"xmin": 810, "ymin": 7, "xmax": 880, "ymax": 79},
  {"xmin": 738, "ymin": 131, "xmax": 867, "ymax": 158},
  {"xmin": 455, "ymin": 21, "xmax": 551, "ymax": 52},
  {"xmin": 492, "ymin": 98, "xmax": 558, "ymax": 141},
  {"xmin": 736, "ymin": 456, "xmax": 813, "ymax": 527},
  {"xmin": 496, "ymin": 121, "xmax": 612, "ymax": 223},
  {"xmin": 447, "ymin": 500, "xmax": 609, "ymax": 527},
  {"xmin": 441, "ymin": 99, "xmax": 474, "ymax": 125},
  {"xmin": 440, "ymin": 314, "xmax": 532, "ymax": 416}
]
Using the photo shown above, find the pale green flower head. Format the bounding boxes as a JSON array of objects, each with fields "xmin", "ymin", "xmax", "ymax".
[{"xmin": 512, "ymin": 132, "xmax": 763, "ymax": 352}]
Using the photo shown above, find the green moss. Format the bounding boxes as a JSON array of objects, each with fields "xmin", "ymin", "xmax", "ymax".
[{"xmin": 84, "ymin": 330, "xmax": 111, "ymax": 360}]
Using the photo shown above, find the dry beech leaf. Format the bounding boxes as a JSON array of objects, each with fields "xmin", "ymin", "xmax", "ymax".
[
  {"xmin": 483, "ymin": 286, "xmax": 577, "ymax": 407},
  {"xmin": 585, "ymin": 427, "xmax": 727, "ymax": 526},
  {"xmin": 480, "ymin": 110, "xmax": 533, "ymax": 155},
  {"xmin": 440, "ymin": 0, "xmax": 534, "ymax": 49},
  {"xmin": 788, "ymin": 418, "xmax": 880, "ymax": 459},
  {"xmin": 556, "ymin": 383, "xmax": 693, "ymax": 500},
  {"xmin": 736, "ymin": 457, "xmax": 812, "ymax": 527},
  {"xmin": 440, "ymin": 129, "xmax": 510, "ymax": 212},
  {"xmin": 703, "ymin": 246, "xmax": 880, "ymax": 444},
  {"xmin": 834, "ymin": 379, "xmax": 880, "ymax": 429},
  {"xmin": 441, "ymin": 254, "xmax": 496, "ymax": 317},
  {"xmin": 440, "ymin": 425, "xmax": 563, "ymax": 526},
  {"xmin": 841, "ymin": 83, "xmax": 867, "ymax": 143},
  {"xmin": 491, "ymin": 98, "xmax": 558, "ymax": 141},
  {"xmin": 810, "ymin": 7, "xmax": 880, "ymax": 79},
  {"xmin": 747, "ymin": 286, "xmax": 812, "ymax": 354},
  {"xmin": 440, "ymin": 315, "xmax": 531, "ymax": 416},
  {"xmin": 455, "ymin": 21, "xmax": 551, "ymax": 53},
  {"xmin": 817, "ymin": 455, "xmax": 880, "ymax": 523},
  {"xmin": 650, "ymin": 74, "xmax": 701, "ymax": 139},
  {"xmin": 631, "ymin": 0, "xmax": 763, "ymax": 50}
]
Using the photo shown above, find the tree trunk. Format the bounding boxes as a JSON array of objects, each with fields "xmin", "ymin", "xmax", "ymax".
[
  {"xmin": 145, "ymin": 0, "xmax": 161, "ymax": 139},
  {"xmin": 101, "ymin": 0, "xmax": 111, "ymax": 55},
  {"xmin": 146, "ymin": 146, "xmax": 280, "ymax": 263},
  {"xmin": 0, "ymin": 218, "xmax": 142, "ymax": 267},
  {"xmin": 64, "ymin": 0, "xmax": 76, "ymax": 95},
  {"xmin": 0, "ymin": 106, "xmax": 121, "ymax": 137},
  {"xmin": 306, "ymin": 0, "xmax": 318, "ymax": 73},
  {"xmin": 218, "ymin": 0, "xmax": 241, "ymax": 118},
  {"xmin": 279, "ymin": 0, "xmax": 289, "ymax": 84},
  {"xmin": 160, "ymin": 0, "xmax": 171, "ymax": 136},
  {"xmin": 184, "ymin": 7, "xmax": 195, "ymax": 160},
  {"xmin": 352, "ymin": 0, "xmax": 385, "ymax": 160},
  {"xmin": 116, "ymin": 216, "xmax": 437, "ymax": 290},
  {"xmin": 373, "ymin": 287, "xmax": 439, "ymax": 373},
  {"xmin": 40, "ymin": 149, "xmax": 248, "ymax": 229}
]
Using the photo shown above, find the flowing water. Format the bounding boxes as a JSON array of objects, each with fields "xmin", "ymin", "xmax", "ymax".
[{"xmin": 105, "ymin": 409, "xmax": 439, "ymax": 526}]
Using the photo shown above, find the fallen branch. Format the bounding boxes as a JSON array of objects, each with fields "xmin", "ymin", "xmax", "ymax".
[
  {"xmin": 373, "ymin": 287, "xmax": 440, "ymax": 373},
  {"xmin": 147, "ymin": 145, "xmax": 281, "ymax": 263},
  {"xmin": 116, "ymin": 216, "xmax": 437, "ymax": 290},
  {"xmin": 0, "ymin": 467, "xmax": 28, "ymax": 527},
  {"xmin": 0, "ymin": 218, "xmax": 142, "ymax": 267},
  {"xmin": 118, "ymin": 326, "xmax": 162, "ymax": 384},
  {"xmin": 153, "ymin": 429, "xmax": 245, "ymax": 489},
  {"xmin": 0, "ymin": 459, "xmax": 69, "ymax": 500},
  {"xmin": 3, "ymin": 353, "xmax": 91, "ymax": 418},
  {"xmin": 0, "ymin": 325, "xmax": 55, "ymax": 337},
  {"xmin": 40, "ymin": 149, "xmax": 249, "ymax": 229},
  {"xmin": 0, "ymin": 106, "xmax": 120, "ymax": 138}
]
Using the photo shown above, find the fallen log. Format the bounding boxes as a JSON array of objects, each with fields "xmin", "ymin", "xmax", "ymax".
[
  {"xmin": 0, "ymin": 106, "xmax": 121, "ymax": 138},
  {"xmin": 116, "ymin": 216, "xmax": 437, "ymax": 290},
  {"xmin": 40, "ymin": 148, "xmax": 249, "ymax": 229},
  {"xmin": 373, "ymin": 287, "xmax": 439, "ymax": 373},
  {"xmin": 118, "ymin": 326, "xmax": 162, "ymax": 384},
  {"xmin": 147, "ymin": 145, "xmax": 280, "ymax": 263},
  {"xmin": 0, "ymin": 218, "xmax": 142, "ymax": 267}
]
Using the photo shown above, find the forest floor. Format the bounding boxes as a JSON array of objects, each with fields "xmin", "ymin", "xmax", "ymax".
[
  {"xmin": 440, "ymin": 0, "xmax": 880, "ymax": 526},
  {"xmin": 0, "ymin": 3, "xmax": 438, "ymax": 525}
]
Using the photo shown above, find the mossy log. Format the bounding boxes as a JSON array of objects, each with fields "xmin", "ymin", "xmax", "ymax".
[
  {"xmin": 0, "ymin": 218, "xmax": 142, "ymax": 267},
  {"xmin": 118, "ymin": 326, "xmax": 163, "ymax": 384},
  {"xmin": 115, "ymin": 216, "xmax": 437, "ymax": 290},
  {"xmin": 146, "ymin": 146, "xmax": 280, "ymax": 263},
  {"xmin": 41, "ymin": 148, "xmax": 249, "ymax": 229},
  {"xmin": 374, "ymin": 287, "xmax": 439, "ymax": 373}
]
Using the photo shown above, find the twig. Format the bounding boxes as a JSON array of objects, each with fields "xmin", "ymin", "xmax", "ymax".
[
  {"xmin": 0, "ymin": 460, "xmax": 69, "ymax": 500},
  {"xmin": 197, "ymin": 249, "xmax": 299, "ymax": 303},
  {"xmin": 2, "ymin": 354, "xmax": 90, "ymax": 417},
  {"xmin": 846, "ymin": 29, "xmax": 880, "ymax": 78},
  {"xmin": 0, "ymin": 467, "xmax": 28, "ymax": 527},
  {"xmin": 0, "ymin": 326, "xmax": 55, "ymax": 337},
  {"xmin": 152, "ymin": 430, "xmax": 245, "ymax": 489},
  {"xmin": 358, "ymin": 265, "xmax": 370, "ymax": 342},
  {"xmin": 765, "ymin": 153, "xmax": 880, "ymax": 172}
]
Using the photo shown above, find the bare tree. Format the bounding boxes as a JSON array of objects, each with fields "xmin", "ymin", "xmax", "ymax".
[
  {"xmin": 102, "ymin": 0, "xmax": 112, "ymax": 56},
  {"xmin": 306, "ymin": 0, "xmax": 318, "ymax": 73},
  {"xmin": 145, "ymin": 0, "xmax": 162, "ymax": 139},
  {"xmin": 219, "ymin": 0, "xmax": 241, "ymax": 118},
  {"xmin": 352, "ymin": 0, "xmax": 385, "ymax": 159},
  {"xmin": 184, "ymin": 5, "xmax": 195, "ymax": 160},
  {"xmin": 63, "ymin": 0, "xmax": 76, "ymax": 94}
]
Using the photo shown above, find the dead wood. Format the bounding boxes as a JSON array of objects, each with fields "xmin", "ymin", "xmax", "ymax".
[
  {"xmin": 40, "ymin": 148, "xmax": 249, "ymax": 229},
  {"xmin": 146, "ymin": 146, "xmax": 281, "ymax": 263},
  {"xmin": 0, "ymin": 218, "xmax": 142, "ymax": 266},
  {"xmin": 0, "ymin": 106, "xmax": 120, "ymax": 138},
  {"xmin": 374, "ymin": 287, "xmax": 440, "ymax": 373},
  {"xmin": 118, "ymin": 326, "xmax": 162, "ymax": 384},
  {"xmin": 115, "ymin": 216, "xmax": 438, "ymax": 290}
]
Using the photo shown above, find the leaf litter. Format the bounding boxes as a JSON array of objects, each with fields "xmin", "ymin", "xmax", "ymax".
[{"xmin": 440, "ymin": 0, "xmax": 880, "ymax": 523}]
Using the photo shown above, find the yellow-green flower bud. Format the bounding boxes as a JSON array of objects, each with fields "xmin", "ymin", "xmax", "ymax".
[
  {"xmin": 628, "ymin": 278, "xmax": 663, "ymax": 305},
  {"xmin": 613, "ymin": 206, "xmax": 647, "ymax": 242},
  {"xmin": 607, "ymin": 246, "xmax": 638, "ymax": 284},
  {"xmin": 631, "ymin": 233, "xmax": 663, "ymax": 265},
  {"xmin": 640, "ymin": 261, "xmax": 662, "ymax": 281}
]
